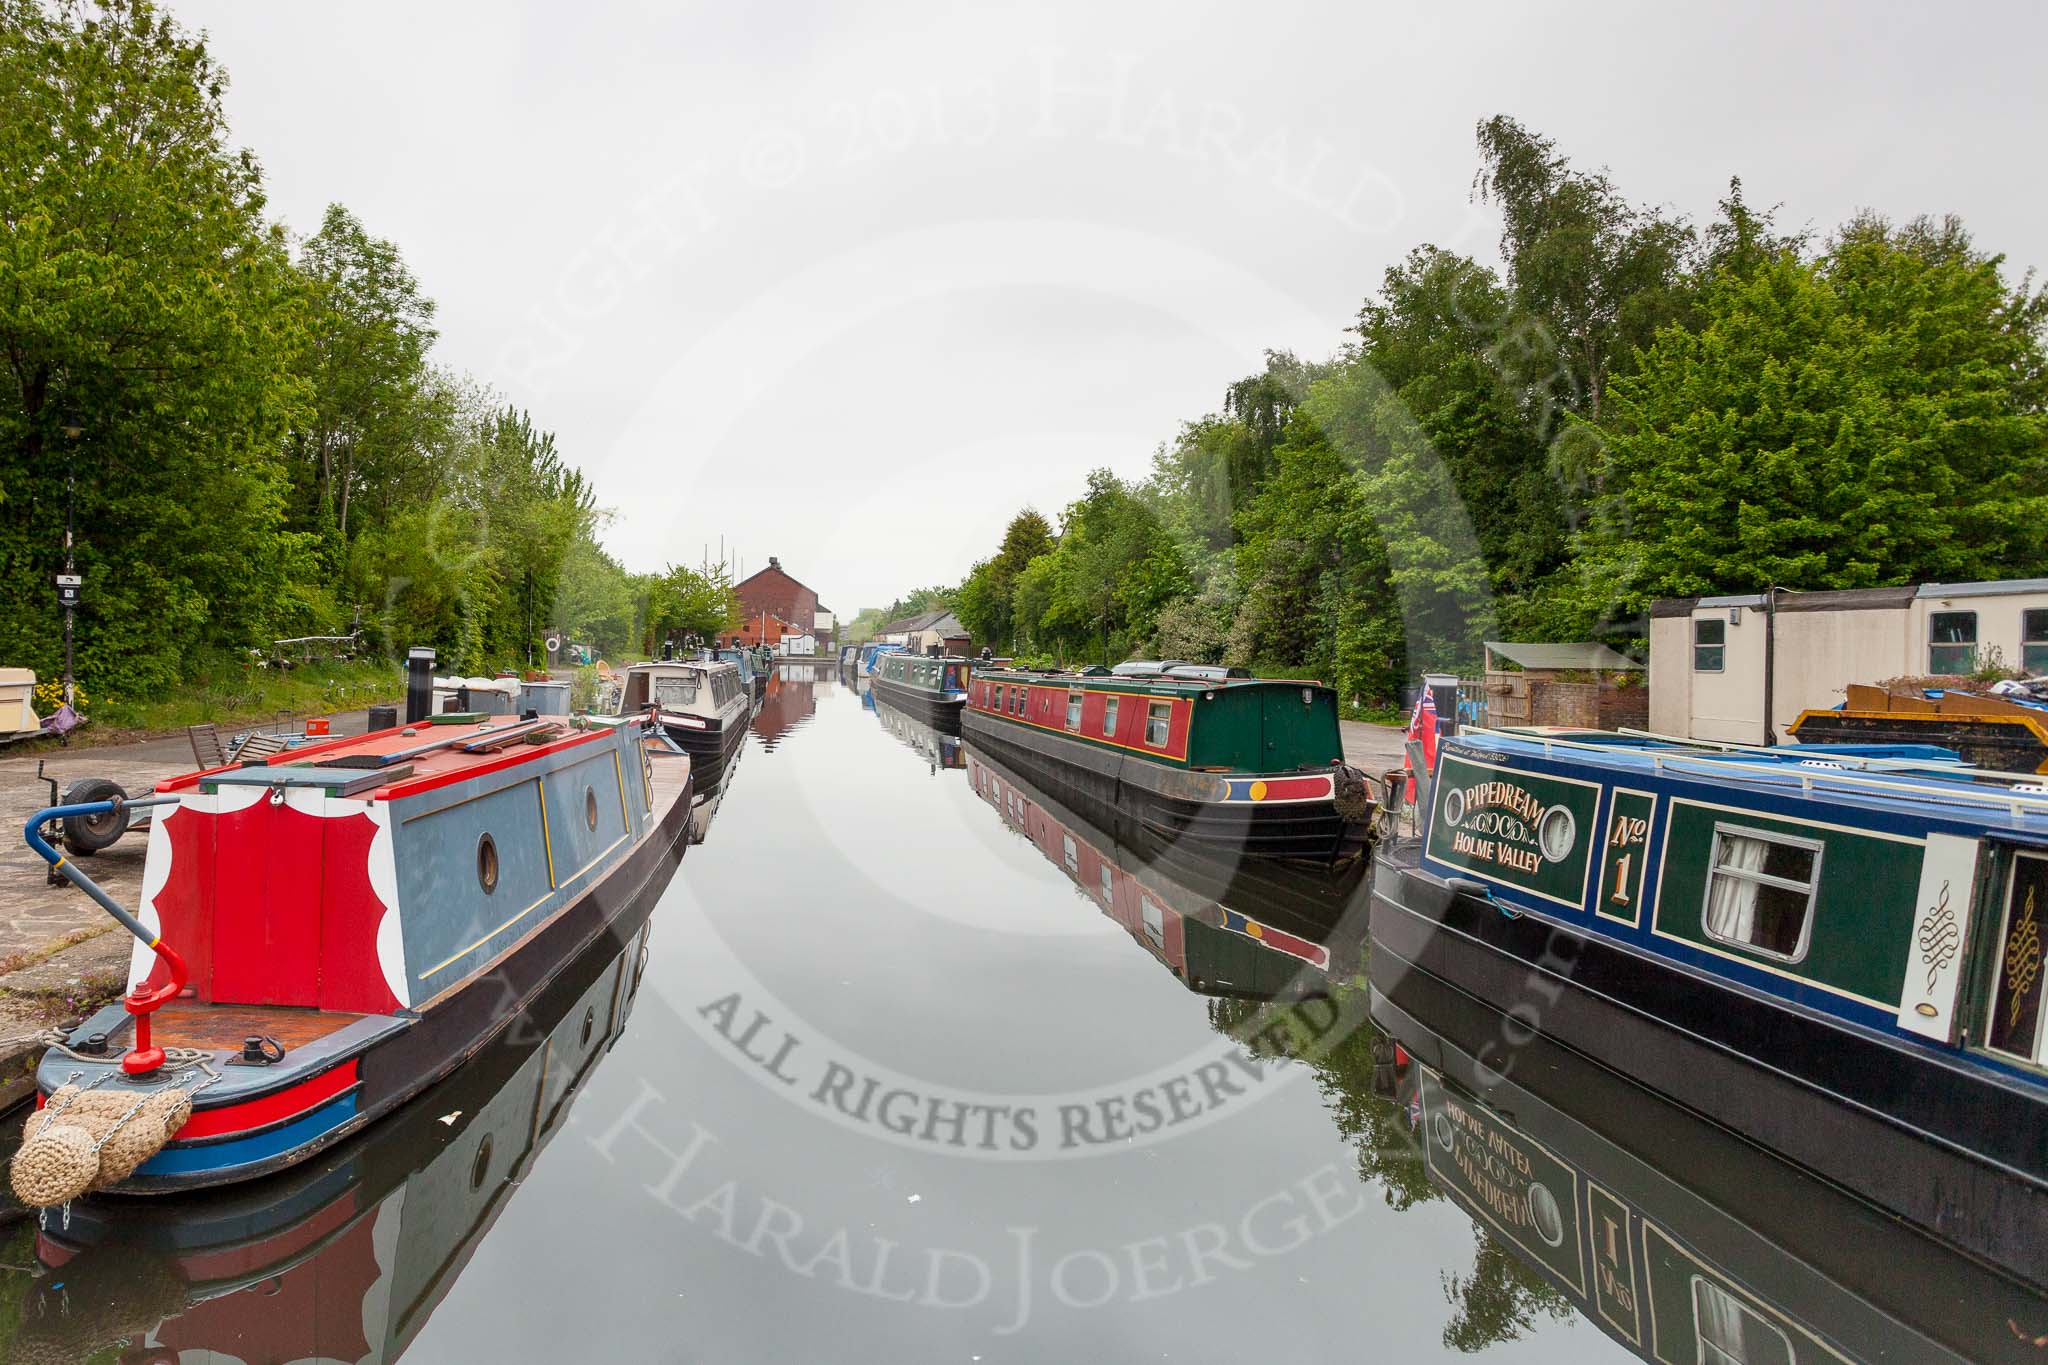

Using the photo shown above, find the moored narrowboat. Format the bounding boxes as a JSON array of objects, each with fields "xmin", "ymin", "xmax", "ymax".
[
  {"xmin": 1372, "ymin": 725, "xmax": 2048, "ymax": 1285},
  {"xmin": 857, "ymin": 641, "xmax": 905, "ymax": 677},
  {"xmin": 23, "ymin": 918, "xmax": 656, "ymax": 1361},
  {"xmin": 961, "ymin": 660, "xmax": 1374, "ymax": 864},
  {"xmin": 713, "ymin": 646, "xmax": 766, "ymax": 702},
  {"xmin": 617, "ymin": 659, "xmax": 750, "ymax": 792},
  {"xmin": 1371, "ymin": 959, "xmax": 2046, "ymax": 1365},
  {"xmin": 875, "ymin": 694, "xmax": 967, "ymax": 770},
  {"xmin": 17, "ymin": 711, "xmax": 692, "ymax": 1196},
  {"xmin": 869, "ymin": 651, "xmax": 970, "ymax": 729},
  {"xmin": 967, "ymin": 750, "xmax": 1367, "ymax": 996}
]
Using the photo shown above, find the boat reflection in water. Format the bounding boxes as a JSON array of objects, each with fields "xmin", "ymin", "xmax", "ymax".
[
  {"xmin": 875, "ymin": 696, "xmax": 966, "ymax": 772},
  {"xmin": 965, "ymin": 750, "xmax": 1367, "ymax": 994},
  {"xmin": 15, "ymin": 920, "xmax": 656, "ymax": 1364},
  {"xmin": 752, "ymin": 665, "xmax": 834, "ymax": 752},
  {"xmin": 1371, "ymin": 962, "xmax": 2048, "ymax": 1364}
]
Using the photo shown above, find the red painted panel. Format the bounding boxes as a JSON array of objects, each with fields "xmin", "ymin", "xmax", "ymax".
[
  {"xmin": 152, "ymin": 1208, "xmax": 380, "ymax": 1364},
  {"xmin": 209, "ymin": 798, "xmax": 324, "ymax": 1006},
  {"xmin": 175, "ymin": 1059, "xmax": 359, "ymax": 1139},
  {"xmin": 175, "ymin": 1191, "xmax": 358, "ymax": 1281},
  {"xmin": 317, "ymin": 807, "xmax": 403, "ymax": 1015},
  {"xmin": 150, "ymin": 804, "xmax": 219, "ymax": 999}
]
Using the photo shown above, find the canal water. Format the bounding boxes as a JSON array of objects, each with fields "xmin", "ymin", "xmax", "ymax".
[{"xmin": 10, "ymin": 667, "xmax": 2041, "ymax": 1361}]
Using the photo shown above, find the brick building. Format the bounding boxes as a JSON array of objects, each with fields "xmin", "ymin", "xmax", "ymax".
[{"xmin": 735, "ymin": 557, "xmax": 824, "ymax": 635}]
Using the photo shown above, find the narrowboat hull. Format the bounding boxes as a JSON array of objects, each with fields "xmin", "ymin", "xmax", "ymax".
[
  {"xmin": 869, "ymin": 671, "xmax": 966, "ymax": 730},
  {"xmin": 1369, "ymin": 962, "xmax": 2046, "ymax": 1365},
  {"xmin": 1368, "ymin": 842, "xmax": 2048, "ymax": 1287},
  {"xmin": 34, "ymin": 731, "xmax": 693, "ymax": 1195},
  {"xmin": 662, "ymin": 713, "xmax": 747, "ymax": 792},
  {"xmin": 963, "ymin": 706, "xmax": 1370, "ymax": 864}
]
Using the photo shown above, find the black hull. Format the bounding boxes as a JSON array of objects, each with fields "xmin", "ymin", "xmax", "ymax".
[
  {"xmin": 1369, "ymin": 965, "xmax": 2047, "ymax": 1364},
  {"xmin": 870, "ymin": 674, "xmax": 965, "ymax": 731},
  {"xmin": 120, "ymin": 765, "xmax": 694, "ymax": 1193},
  {"xmin": 963, "ymin": 708, "xmax": 1367, "ymax": 864},
  {"xmin": 1368, "ymin": 846, "xmax": 2048, "ymax": 1287},
  {"xmin": 664, "ymin": 714, "xmax": 747, "ymax": 792}
]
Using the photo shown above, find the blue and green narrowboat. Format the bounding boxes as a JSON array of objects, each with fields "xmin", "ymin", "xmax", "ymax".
[
  {"xmin": 1372, "ymin": 954, "xmax": 2046, "ymax": 1363},
  {"xmin": 962, "ymin": 660, "xmax": 1374, "ymax": 863},
  {"xmin": 869, "ymin": 651, "xmax": 971, "ymax": 729},
  {"xmin": 1373, "ymin": 725, "xmax": 2048, "ymax": 1284},
  {"xmin": 711, "ymin": 647, "xmax": 765, "ymax": 703}
]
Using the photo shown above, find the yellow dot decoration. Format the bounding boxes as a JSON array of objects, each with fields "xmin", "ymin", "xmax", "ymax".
[{"xmin": 1248, "ymin": 781, "xmax": 1268, "ymax": 801}]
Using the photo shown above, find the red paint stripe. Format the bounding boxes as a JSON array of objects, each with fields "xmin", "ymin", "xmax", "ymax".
[
  {"xmin": 1255, "ymin": 776, "xmax": 1333, "ymax": 800},
  {"xmin": 175, "ymin": 1060, "xmax": 359, "ymax": 1140}
]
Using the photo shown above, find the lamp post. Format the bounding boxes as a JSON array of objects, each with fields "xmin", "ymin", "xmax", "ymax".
[{"xmin": 59, "ymin": 411, "xmax": 83, "ymax": 707}]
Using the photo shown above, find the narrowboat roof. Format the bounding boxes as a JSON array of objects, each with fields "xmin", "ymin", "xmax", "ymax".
[
  {"xmin": 1452, "ymin": 726, "xmax": 2048, "ymax": 828},
  {"xmin": 626, "ymin": 659, "xmax": 739, "ymax": 677},
  {"xmin": 976, "ymin": 665, "xmax": 1322, "ymax": 696},
  {"xmin": 157, "ymin": 715, "xmax": 621, "ymax": 803}
]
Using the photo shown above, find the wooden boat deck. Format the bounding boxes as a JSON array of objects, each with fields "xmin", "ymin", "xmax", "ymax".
[
  {"xmin": 645, "ymin": 746, "xmax": 694, "ymax": 819},
  {"xmin": 115, "ymin": 1000, "xmax": 372, "ymax": 1050}
]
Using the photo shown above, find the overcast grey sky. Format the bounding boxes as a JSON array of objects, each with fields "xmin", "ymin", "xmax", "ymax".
[{"xmin": 179, "ymin": 0, "xmax": 2047, "ymax": 615}]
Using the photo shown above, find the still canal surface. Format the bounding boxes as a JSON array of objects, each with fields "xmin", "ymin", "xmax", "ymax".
[{"xmin": 15, "ymin": 667, "xmax": 2042, "ymax": 1361}]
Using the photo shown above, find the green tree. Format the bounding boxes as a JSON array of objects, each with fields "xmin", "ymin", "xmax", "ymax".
[
  {"xmin": 649, "ymin": 562, "xmax": 741, "ymax": 646},
  {"xmin": 0, "ymin": 0, "xmax": 310, "ymax": 691},
  {"xmin": 955, "ymin": 507, "xmax": 1055, "ymax": 651},
  {"xmin": 1590, "ymin": 227, "xmax": 2048, "ymax": 606}
]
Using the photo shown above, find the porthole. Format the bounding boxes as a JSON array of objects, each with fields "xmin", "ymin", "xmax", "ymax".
[
  {"xmin": 1432, "ymin": 1112, "xmax": 1455, "ymax": 1153},
  {"xmin": 476, "ymin": 834, "xmax": 499, "ymax": 894},
  {"xmin": 581, "ymin": 1005, "xmax": 595, "ymax": 1047},
  {"xmin": 470, "ymin": 1133, "xmax": 494, "ymax": 1191},
  {"xmin": 585, "ymin": 786, "xmax": 600, "ymax": 832},
  {"xmin": 1527, "ymin": 1180, "xmax": 1566, "ymax": 1248}
]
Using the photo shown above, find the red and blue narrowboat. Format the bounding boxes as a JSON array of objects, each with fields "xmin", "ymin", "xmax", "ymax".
[
  {"xmin": 961, "ymin": 660, "xmax": 1374, "ymax": 863},
  {"xmin": 17, "ymin": 709, "xmax": 692, "ymax": 1196},
  {"xmin": 21, "ymin": 917, "xmax": 657, "ymax": 1362},
  {"xmin": 1373, "ymin": 724, "xmax": 2048, "ymax": 1286}
]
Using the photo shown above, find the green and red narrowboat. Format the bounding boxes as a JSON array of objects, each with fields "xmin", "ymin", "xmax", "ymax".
[
  {"xmin": 961, "ymin": 661, "xmax": 1373, "ymax": 863},
  {"xmin": 967, "ymin": 749, "xmax": 1368, "ymax": 996},
  {"xmin": 18, "ymin": 710, "xmax": 692, "ymax": 1196},
  {"xmin": 869, "ymin": 651, "xmax": 971, "ymax": 729}
]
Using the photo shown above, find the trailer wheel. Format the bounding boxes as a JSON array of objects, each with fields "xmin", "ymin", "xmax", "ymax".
[{"xmin": 61, "ymin": 777, "xmax": 129, "ymax": 854}]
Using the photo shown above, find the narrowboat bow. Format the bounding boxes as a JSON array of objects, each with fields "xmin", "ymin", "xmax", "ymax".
[
  {"xmin": 961, "ymin": 661, "xmax": 1374, "ymax": 864},
  {"xmin": 1372, "ymin": 725, "xmax": 2048, "ymax": 1285},
  {"xmin": 15, "ymin": 710, "xmax": 692, "ymax": 1196}
]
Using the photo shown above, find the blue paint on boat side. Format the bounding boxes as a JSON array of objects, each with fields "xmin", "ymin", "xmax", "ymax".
[{"xmin": 137, "ymin": 1094, "xmax": 357, "ymax": 1177}]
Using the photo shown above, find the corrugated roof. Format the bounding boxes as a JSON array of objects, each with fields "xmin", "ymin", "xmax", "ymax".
[
  {"xmin": 1484, "ymin": 641, "xmax": 1643, "ymax": 671},
  {"xmin": 1917, "ymin": 578, "xmax": 2048, "ymax": 601}
]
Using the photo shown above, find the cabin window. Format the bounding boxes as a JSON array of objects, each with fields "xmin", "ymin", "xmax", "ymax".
[
  {"xmin": 1103, "ymin": 695, "xmax": 1120, "ymax": 737},
  {"xmin": 2024, "ymin": 609, "xmax": 2048, "ymax": 675},
  {"xmin": 1986, "ymin": 852, "xmax": 2048, "ymax": 1063},
  {"xmin": 1099, "ymin": 865, "xmax": 1113, "ymax": 902},
  {"xmin": 1929, "ymin": 610, "xmax": 1977, "ymax": 674},
  {"xmin": 1145, "ymin": 701, "xmax": 1171, "ymax": 747},
  {"xmin": 1141, "ymin": 897, "xmax": 1165, "ymax": 948},
  {"xmin": 1691, "ymin": 1277, "xmax": 1793, "ymax": 1365},
  {"xmin": 1063, "ymin": 834, "xmax": 1078, "ymax": 873},
  {"xmin": 584, "ymin": 787, "xmax": 599, "ymax": 831},
  {"xmin": 1701, "ymin": 824, "xmax": 1822, "ymax": 963},
  {"xmin": 652, "ymin": 676, "xmax": 699, "ymax": 710},
  {"xmin": 1692, "ymin": 618, "xmax": 1725, "ymax": 672},
  {"xmin": 1066, "ymin": 691, "xmax": 1083, "ymax": 732}
]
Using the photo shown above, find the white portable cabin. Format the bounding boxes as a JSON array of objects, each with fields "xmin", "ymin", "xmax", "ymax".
[{"xmin": 0, "ymin": 668, "xmax": 40, "ymax": 735}]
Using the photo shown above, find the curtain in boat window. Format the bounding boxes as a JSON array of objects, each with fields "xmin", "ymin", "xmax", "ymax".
[
  {"xmin": 1705, "ymin": 834, "xmax": 1768, "ymax": 942},
  {"xmin": 652, "ymin": 676, "xmax": 699, "ymax": 710}
]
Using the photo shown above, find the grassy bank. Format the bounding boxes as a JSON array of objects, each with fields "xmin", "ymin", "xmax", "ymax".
[{"xmin": 53, "ymin": 658, "xmax": 402, "ymax": 746}]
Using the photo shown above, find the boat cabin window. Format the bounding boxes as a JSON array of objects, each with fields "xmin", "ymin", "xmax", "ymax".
[
  {"xmin": 1691, "ymin": 1277, "xmax": 1794, "ymax": 1365},
  {"xmin": 1929, "ymin": 610, "xmax": 1977, "ymax": 674},
  {"xmin": 1145, "ymin": 701, "xmax": 1171, "ymax": 747},
  {"xmin": 1099, "ymin": 865, "xmax": 1113, "ymax": 902},
  {"xmin": 1701, "ymin": 824, "xmax": 1822, "ymax": 963},
  {"xmin": 2024, "ymin": 609, "xmax": 2048, "ymax": 675},
  {"xmin": 1066, "ymin": 691, "xmax": 1083, "ymax": 732},
  {"xmin": 1986, "ymin": 851, "xmax": 2048, "ymax": 1063},
  {"xmin": 1103, "ymin": 695, "xmax": 1120, "ymax": 736},
  {"xmin": 1014, "ymin": 686, "xmax": 1026, "ymax": 716},
  {"xmin": 652, "ymin": 675, "xmax": 699, "ymax": 710},
  {"xmin": 1693, "ymin": 618, "xmax": 1725, "ymax": 672}
]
